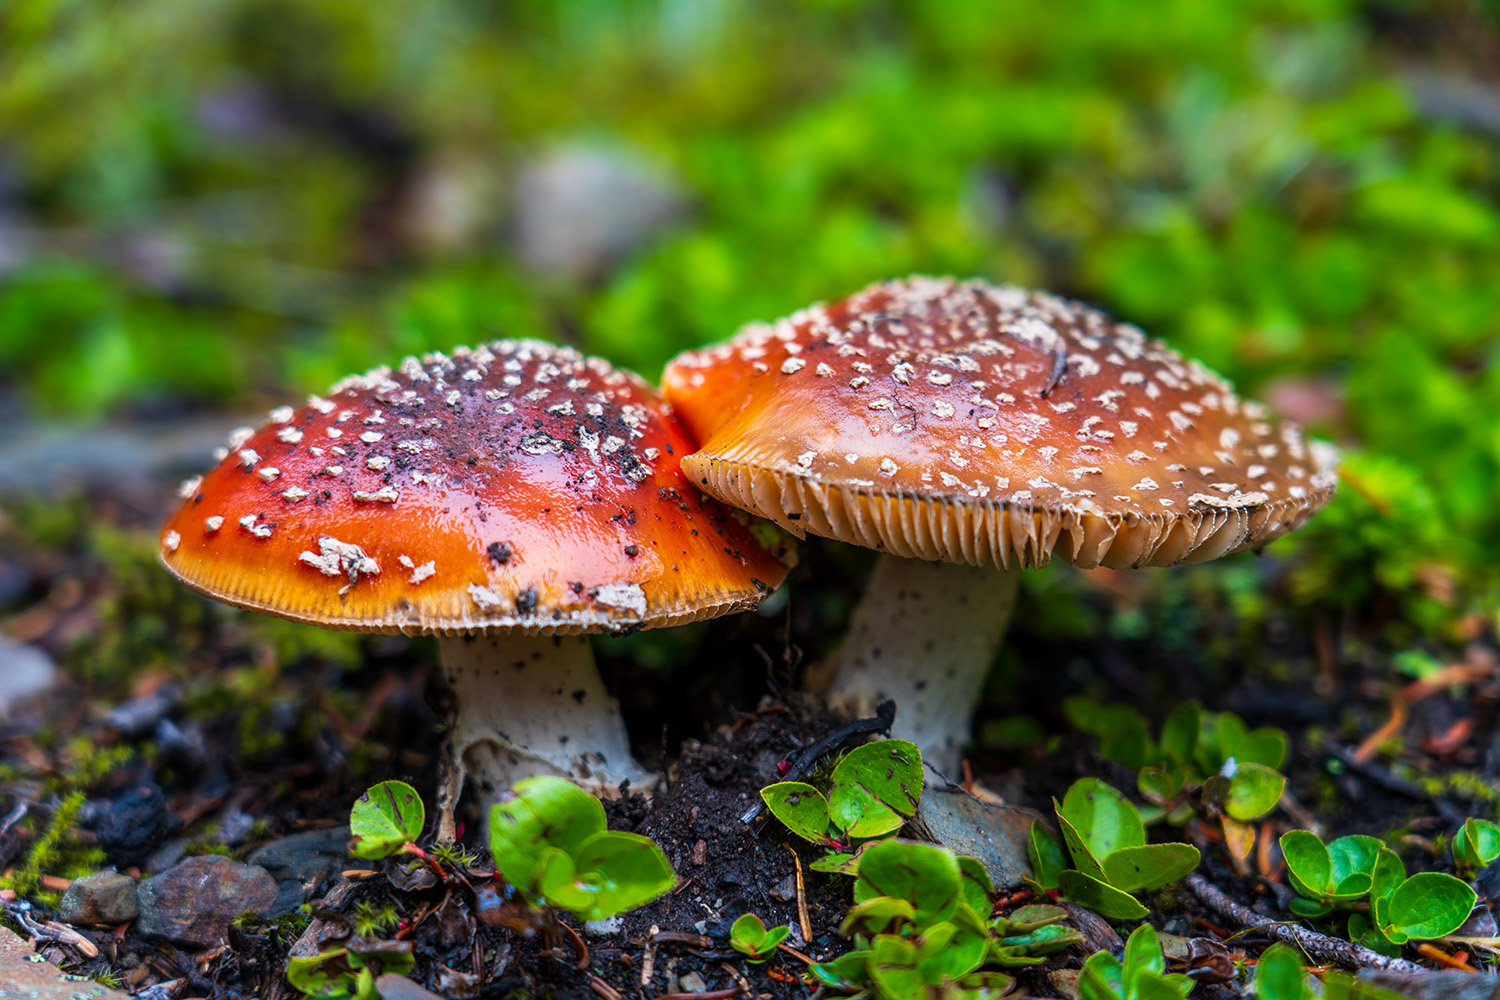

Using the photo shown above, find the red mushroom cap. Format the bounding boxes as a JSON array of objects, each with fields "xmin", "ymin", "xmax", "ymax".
[
  {"xmin": 161, "ymin": 340, "xmax": 792, "ymax": 633},
  {"xmin": 662, "ymin": 277, "xmax": 1337, "ymax": 570}
]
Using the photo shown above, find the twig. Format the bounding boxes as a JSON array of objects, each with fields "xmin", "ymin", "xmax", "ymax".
[
  {"xmin": 777, "ymin": 941, "xmax": 816, "ymax": 964},
  {"xmin": 556, "ymin": 918, "xmax": 590, "ymax": 971},
  {"xmin": 1354, "ymin": 656, "xmax": 1497, "ymax": 764},
  {"xmin": 1184, "ymin": 873, "xmax": 1423, "ymax": 974},
  {"xmin": 656, "ymin": 990, "xmax": 740, "ymax": 1000},
  {"xmin": 587, "ymin": 973, "xmax": 623, "ymax": 1000},
  {"xmin": 742, "ymin": 700, "xmax": 896, "ymax": 826},
  {"xmin": 786, "ymin": 845, "xmax": 812, "ymax": 946}
]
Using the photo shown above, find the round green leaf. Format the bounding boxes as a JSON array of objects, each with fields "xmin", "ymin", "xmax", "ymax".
[
  {"xmin": 731, "ymin": 913, "xmax": 769, "ymax": 956},
  {"xmin": 958, "ymin": 855, "xmax": 994, "ymax": 916},
  {"xmin": 1279, "ymin": 830, "xmax": 1331, "ymax": 898},
  {"xmin": 853, "ymin": 839, "xmax": 961, "ymax": 928},
  {"xmin": 1327, "ymin": 835, "xmax": 1383, "ymax": 893},
  {"xmin": 348, "ymin": 780, "xmax": 426, "ymax": 859},
  {"xmin": 1384, "ymin": 872, "xmax": 1477, "ymax": 941},
  {"xmin": 1224, "ymin": 763, "xmax": 1286, "ymax": 821},
  {"xmin": 1060, "ymin": 778, "xmax": 1146, "ymax": 859},
  {"xmin": 1138, "ymin": 766, "xmax": 1182, "ymax": 806},
  {"xmin": 536, "ymin": 846, "xmax": 593, "ymax": 912},
  {"xmin": 1057, "ymin": 869, "xmax": 1149, "ymax": 920},
  {"xmin": 488, "ymin": 776, "xmax": 606, "ymax": 895},
  {"xmin": 759, "ymin": 781, "xmax": 831, "ymax": 843},
  {"xmin": 841, "ymin": 896, "xmax": 917, "ymax": 937},
  {"xmin": 869, "ymin": 935, "xmax": 923, "ymax": 1000},
  {"xmin": 569, "ymin": 830, "xmax": 676, "ymax": 922},
  {"xmin": 1026, "ymin": 822, "xmax": 1067, "ymax": 891},
  {"xmin": 828, "ymin": 777, "xmax": 904, "ymax": 839},
  {"xmin": 1369, "ymin": 847, "xmax": 1405, "ymax": 907},
  {"xmin": 1460, "ymin": 818, "xmax": 1500, "ymax": 869},
  {"xmin": 1255, "ymin": 943, "xmax": 1313, "ymax": 1000},
  {"xmin": 829, "ymin": 739, "xmax": 922, "ymax": 821},
  {"xmin": 1238, "ymin": 728, "xmax": 1289, "ymax": 771},
  {"xmin": 286, "ymin": 951, "xmax": 355, "ymax": 999},
  {"xmin": 1123, "ymin": 923, "xmax": 1166, "ymax": 980},
  {"xmin": 1102, "ymin": 843, "xmax": 1200, "ymax": 892}
]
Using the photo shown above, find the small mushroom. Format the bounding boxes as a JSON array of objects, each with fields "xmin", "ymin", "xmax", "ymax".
[
  {"xmin": 160, "ymin": 340, "xmax": 792, "ymax": 831},
  {"xmin": 663, "ymin": 277, "xmax": 1337, "ymax": 773}
]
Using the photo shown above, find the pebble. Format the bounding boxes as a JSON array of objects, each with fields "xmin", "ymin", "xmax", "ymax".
[
  {"xmin": 94, "ymin": 783, "xmax": 176, "ymax": 868},
  {"xmin": 135, "ymin": 855, "xmax": 278, "ymax": 948},
  {"xmin": 0, "ymin": 926, "xmax": 129, "ymax": 1000},
  {"xmin": 514, "ymin": 142, "xmax": 683, "ymax": 279},
  {"xmin": 0, "ymin": 637, "xmax": 55, "ymax": 716},
  {"xmin": 246, "ymin": 826, "xmax": 352, "ymax": 883},
  {"xmin": 59, "ymin": 871, "xmax": 138, "ymax": 926},
  {"xmin": 373, "ymin": 974, "xmax": 445, "ymax": 1000},
  {"xmin": 677, "ymin": 971, "xmax": 709, "ymax": 994}
]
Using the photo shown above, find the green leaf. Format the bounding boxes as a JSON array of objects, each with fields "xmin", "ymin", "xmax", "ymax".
[
  {"xmin": 841, "ymin": 895, "xmax": 917, "ymax": 937},
  {"xmin": 759, "ymin": 781, "xmax": 831, "ymax": 843},
  {"xmin": 537, "ymin": 847, "xmax": 592, "ymax": 912},
  {"xmin": 488, "ymin": 776, "xmax": 605, "ymax": 896},
  {"xmin": 1026, "ymin": 822, "xmax": 1067, "ymax": 890},
  {"xmin": 1237, "ymin": 728, "xmax": 1289, "ymax": 771},
  {"xmin": 1065, "ymin": 697, "xmax": 1151, "ymax": 769},
  {"xmin": 1456, "ymin": 818, "xmax": 1500, "ymax": 871},
  {"xmin": 1137, "ymin": 766, "xmax": 1182, "ymax": 807},
  {"xmin": 1122, "ymin": 923, "xmax": 1166, "ymax": 980},
  {"xmin": 1057, "ymin": 869, "xmax": 1149, "ymax": 920},
  {"xmin": 1288, "ymin": 896, "xmax": 1335, "ymax": 919},
  {"xmin": 869, "ymin": 934, "xmax": 923, "ymax": 1000},
  {"xmin": 810, "ymin": 950, "xmax": 873, "ymax": 990},
  {"xmin": 1383, "ymin": 872, "xmax": 1476, "ymax": 941},
  {"xmin": 730, "ymin": 913, "xmax": 786, "ymax": 960},
  {"xmin": 1158, "ymin": 702, "xmax": 1200, "ymax": 768},
  {"xmin": 810, "ymin": 851, "xmax": 859, "ymax": 875},
  {"xmin": 1077, "ymin": 950, "xmax": 1125, "ymax": 1000},
  {"xmin": 1369, "ymin": 847, "xmax": 1405, "ymax": 908},
  {"xmin": 957, "ymin": 856, "xmax": 993, "ymax": 916},
  {"xmin": 286, "ymin": 951, "xmax": 357, "ymax": 999},
  {"xmin": 853, "ymin": 839, "xmax": 961, "ymax": 928},
  {"xmin": 1056, "ymin": 806, "xmax": 1106, "ymax": 882},
  {"xmin": 1280, "ymin": 830, "xmax": 1332, "ymax": 899},
  {"xmin": 827, "ymin": 739, "xmax": 922, "ymax": 839},
  {"xmin": 992, "ymin": 904, "xmax": 1067, "ymax": 934},
  {"xmin": 1059, "ymin": 778, "xmax": 1146, "ymax": 861},
  {"xmin": 348, "ymin": 780, "xmax": 425, "ymax": 859},
  {"xmin": 568, "ymin": 830, "xmax": 676, "ymax": 922},
  {"xmin": 1224, "ymin": 763, "xmax": 1285, "ymax": 821},
  {"xmin": 1255, "ymin": 943, "xmax": 1313, "ymax": 1000},
  {"xmin": 1101, "ymin": 843, "xmax": 1201, "ymax": 892},
  {"xmin": 1327, "ymin": 835, "xmax": 1383, "ymax": 896}
]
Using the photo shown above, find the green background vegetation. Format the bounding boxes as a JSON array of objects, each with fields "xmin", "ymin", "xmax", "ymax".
[{"xmin": 3, "ymin": 0, "xmax": 1499, "ymax": 643}]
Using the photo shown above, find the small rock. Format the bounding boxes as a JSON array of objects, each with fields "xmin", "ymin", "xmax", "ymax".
[
  {"xmin": 59, "ymin": 871, "xmax": 138, "ymax": 925},
  {"xmin": 514, "ymin": 142, "xmax": 684, "ymax": 279},
  {"xmin": 0, "ymin": 926, "xmax": 130, "ymax": 999},
  {"xmin": 0, "ymin": 637, "xmax": 55, "ymax": 715},
  {"xmin": 1046, "ymin": 969, "xmax": 1082, "ymax": 1000},
  {"xmin": 769, "ymin": 873, "xmax": 797, "ymax": 902},
  {"xmin": 373, "ymin": 974, "xmax": 445, "ymax": 1000},
  {"xmin": 907, "ymin": 786, "xmax": 1040, "ymax": 889},
  {"xmin": 678, "ymin": 971, "xmax": 709, "ymax": 994},
  {"xmin": 95, "ymin": 783, "xmax": 177, "ymax": 867},
  {"xmin": 245, "ymin": 827, "xmax": 351, "ymax": 883},
  {"xmin": 135, "ymin": 855, "xmax": 277, "ymax": 947}
]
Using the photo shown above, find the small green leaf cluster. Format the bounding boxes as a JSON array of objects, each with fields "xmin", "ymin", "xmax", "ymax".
[
  {"xmin": 489, "ymin": 776, "xmax": 676, "ymax": 923},
  {"xmin": 1066, "ymin": 698, "xmax": 1287, "ymax": 825},
  {"xmin": 729, "ymin": 913, "xmax": 791, "ymax": 963},
  {"xmin": 1252, "ymin": 944, "xmax": 1409, "ymax": 1000},
  {"xmin": 286, "ymin": 937, "xmax": 415, "ymax": 1000},
  {"xmin": 1451, "ymin": 817, "xmax": 1500, "ymax": 875},
  {"xmin": 1280, "ymin": 831, "xmax": 1476, "ymax": 951},
  {"xmin": 1077, "ymin": 924, "xmax": 1192, "ymax": 1000},
  {"xmin": 811, "ymin": 839, "xmax": 1081, "ymax": 999},
  {"xmin": 348, "ymin": 780, "xmax": 426, "ymax": 860},
  {"xmin": 761, "ymin": 739, "xmax": 922, "ymax": 847},
  {"xmin": 1028, "ymin": 779, "xmax": 1200, "ymax": 920}
]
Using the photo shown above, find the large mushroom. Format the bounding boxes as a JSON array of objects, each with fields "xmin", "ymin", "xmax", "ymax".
[
  {"xmin": 663, "ymin": 277, "xmax": 1337, "ymax": 773},
  {"xmin": 160, "ymin": 340, "xmax": 791, "ymax": 828}
]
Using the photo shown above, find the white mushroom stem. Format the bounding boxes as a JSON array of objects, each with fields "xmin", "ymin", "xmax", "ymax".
[
  {"xmin": 435, "ymin": 633, "xmax": 654, "ymax": 839},
  {"xmin": 821, "ymin": 557, "xmax": 1020, "ymax": 776}
]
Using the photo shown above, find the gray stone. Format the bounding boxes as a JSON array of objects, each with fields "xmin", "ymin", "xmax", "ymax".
[
  {"xmin": 135, "ymin": 855, "xmax": 278, "ymax": 948},
  {"xmin": 0, "ymin": 926, "xmax": 130, "ymax": 1000},
  {"xmin": 514, "ymin": 142, "xmax": 683, "ymax": 279},
  {"xmin": 245, "ymin": 826, "xmax": 351, "ymax": 883},
  {"xmin": 59, "ymin": 871, "xmax": 138, "ymax": 926},
  {"xmin": 907, "ymin": 786, "xmax": 1040, "ymax": 890},
  {"xmin": 0, "ymin": 637, "xmax": 55, "ymax": 715},
  {"xmin": 373, "ymin": 975, "xmax": 445, "ymax": 1000}
]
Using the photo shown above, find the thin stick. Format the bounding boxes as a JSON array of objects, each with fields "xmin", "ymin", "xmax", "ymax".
[
  {"xmin": 1184, "ymin": 874, "xmax": 1424, "ymax": 974},
  {"xmin": 556, "ymin": 919, "xmax": 590, "ymax": 971},
  {"xmin": 786, "ymin": 845, "xmax": 813, "ymax": 946}
]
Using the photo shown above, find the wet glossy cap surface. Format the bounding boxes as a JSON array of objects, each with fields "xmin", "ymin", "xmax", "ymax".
[
  {"xmin": 662, "ymin": 277, "xmax": 1337, "ymax": 569},
  {"xmin": 161, "ymin": 340, "xmax": 792, "ymax": 634}
]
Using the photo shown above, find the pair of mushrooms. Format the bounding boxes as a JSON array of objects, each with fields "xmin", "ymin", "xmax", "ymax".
[{"xmin": 160, "ymin": 278, "xmax": 1337, "ymax": 825}]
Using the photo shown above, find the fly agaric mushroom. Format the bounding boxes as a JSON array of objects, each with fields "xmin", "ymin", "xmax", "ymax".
[
  {"xmin": 663, "ymin": 277, "xmax": 1337, "ymax": 772},
  {"xmin": 160, "ymin": 340, "xmax": 791, "ymax": 828}
]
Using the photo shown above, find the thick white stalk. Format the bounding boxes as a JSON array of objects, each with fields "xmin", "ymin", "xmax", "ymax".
[
  {"xmin": 435, "ymin": 633, "xmax": 653, "ymax": 835},
  {"xmin": 824, "ymin": 557, "xmax": 1019, "ymax": 775}
]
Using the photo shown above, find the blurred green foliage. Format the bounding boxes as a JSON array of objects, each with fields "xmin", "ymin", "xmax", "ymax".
[{"xmin": 2, "ymin": 0, "xmax": 1498, "ymax": 637}]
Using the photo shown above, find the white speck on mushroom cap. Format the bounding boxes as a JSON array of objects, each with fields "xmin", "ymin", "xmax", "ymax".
[
  {"xmin": 664, "ymin": 276, "xmax": 1338, "ymax": 567},
  {"xmin": 299, "ymin": 536, "xmax": 380, "ymax": 582}
]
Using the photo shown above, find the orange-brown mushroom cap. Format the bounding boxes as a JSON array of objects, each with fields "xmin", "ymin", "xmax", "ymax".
[
  {"xmin": 160, "ymin": 340, "xmax": 792, "ymax": 634},
  {"xmin": 663, "ymin": 277, "xmax": 1337, "ymax": 570}
]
